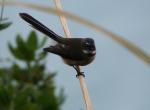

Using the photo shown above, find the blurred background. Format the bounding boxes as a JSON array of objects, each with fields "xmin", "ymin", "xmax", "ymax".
[{"xmin": 0, "ymin": 0, "xmax": 150, "ymax": 110}]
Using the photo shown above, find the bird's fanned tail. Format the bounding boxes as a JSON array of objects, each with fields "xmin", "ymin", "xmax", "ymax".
[{"xmin": 19, "ymin": 13, "xmax": 64, "ymax": 43}]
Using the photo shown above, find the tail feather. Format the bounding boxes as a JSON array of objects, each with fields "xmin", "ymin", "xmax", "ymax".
[{"xmin": 19, "ymin": 13, "xmax": 63, "ymax": 43}]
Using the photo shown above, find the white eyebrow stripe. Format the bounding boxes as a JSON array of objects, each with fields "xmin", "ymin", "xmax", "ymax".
[
  {"xmin": 83, "ymin": 50, "xmax": 89, "ymax": 54},
  {"xmin": 83, "ymin": 50, "xmax": 96, "ymax": 54}
]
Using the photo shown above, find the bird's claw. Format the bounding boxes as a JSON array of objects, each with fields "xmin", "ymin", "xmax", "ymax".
[
  {"xmin": 76, "ymin": 72, "xmax": 85, "ymax": 77},
  {"xmin": 72, "ymin": 66, "xmax": 85, "ymax": 77}
]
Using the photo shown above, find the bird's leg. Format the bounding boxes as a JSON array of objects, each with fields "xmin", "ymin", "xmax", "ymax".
[{"xmin": 72, "ymin": 65, "xmax": 85, "ymax": 77}]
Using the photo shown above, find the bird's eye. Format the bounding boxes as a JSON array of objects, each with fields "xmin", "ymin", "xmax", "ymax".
[
  {"xmin": 83, "ymin": 42, "xmax": 92, "ymax": 49},
  {"xmin": 84, "ymin": 42, "xmax": 90, "ymax": 46}
]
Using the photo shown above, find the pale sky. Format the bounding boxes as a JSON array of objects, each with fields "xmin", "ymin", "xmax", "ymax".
[{"xmin": 0, "ymin": 0, "xmax": 150, "ymax": 110}]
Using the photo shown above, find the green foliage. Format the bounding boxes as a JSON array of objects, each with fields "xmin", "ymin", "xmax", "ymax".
[
  {"xmin": 27, "ymin": 31, "xmax": 38, "ymax": 51},
  {"xmin": 0, "ymin": 30, "xmax": 65, "ymax": 110},
  {"xmin": 8, "ymin": 31, "xmax": 48, "ymax": 63},
  {"xmin": 0, "ymin": 19, "xmax": 12, "ymax": 31}
]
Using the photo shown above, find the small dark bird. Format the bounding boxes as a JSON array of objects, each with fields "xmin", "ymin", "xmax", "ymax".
[{"xmin": 19, "ymin": 13, "xmax": 96, "ymax": 76}]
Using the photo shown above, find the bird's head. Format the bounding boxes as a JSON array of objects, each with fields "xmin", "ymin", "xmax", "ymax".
[{"xmin": 82, "ymin": 38, "xmax": 96, "ymax": 56}]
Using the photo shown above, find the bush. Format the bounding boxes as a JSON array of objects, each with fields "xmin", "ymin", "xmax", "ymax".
[{"xmin": 0, "ymin": 30, "xmax": 65, "ymax": 110}]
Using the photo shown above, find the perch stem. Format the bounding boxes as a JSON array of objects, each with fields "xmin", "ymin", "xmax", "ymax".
[
  {"xmin": 54, "ymin": 0, "xmax": 71, "ymax": 38},
  {"xmin": 53, "ymin": 0, "xmax": 93, "ymax": 110}
]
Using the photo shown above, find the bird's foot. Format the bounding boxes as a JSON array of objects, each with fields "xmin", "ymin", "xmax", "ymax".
[
  {"xmin": 72, "ymin": 66, "xmax": 85, "ymax": 77},
  {"xmin": 76, "ymin": 72, "xmax": 85, "ymax": 77}
]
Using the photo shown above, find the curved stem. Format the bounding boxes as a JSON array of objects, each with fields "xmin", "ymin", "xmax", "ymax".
[{"xmin": 0, "ymin": 1, "xmax": 150, "ymax": 65}]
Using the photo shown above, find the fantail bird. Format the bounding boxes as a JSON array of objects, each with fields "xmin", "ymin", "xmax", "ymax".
[{"xmin": 19, "ymin": 13, "xmax": 96, "ymax": 71}]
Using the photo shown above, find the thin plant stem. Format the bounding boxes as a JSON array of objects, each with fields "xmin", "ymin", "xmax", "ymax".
[
  {"xmin": 0, "ymin": 0, "xmax": 5, "ymax": 21},
  {"xmin": 53, "ymin": 0, "xmax": 93, "ymax": 110},
  {"xmin": 54, "ymin": 0, "xmax": 71, "ymax": 38},
  {"xmin": 0, "ymin": 1, "xmax": 150, "ymax": 65}
]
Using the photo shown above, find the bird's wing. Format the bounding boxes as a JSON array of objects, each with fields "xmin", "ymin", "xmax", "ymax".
[{"xmin": 43, "ymin": 44, "xmax": 69, "ymax": 56}]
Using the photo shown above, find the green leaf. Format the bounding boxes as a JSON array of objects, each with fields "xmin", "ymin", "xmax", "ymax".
[
  {"xmin": 11, "ymin": 64, "xmax": 22, "ymax": 81},
  {"xmin": 38, "ymin": 37, "xmax": 48, "ymax": 48},
  {"xmin": 0, "ymin": 22, "xmax": 12, "ymax": 31},
  {"xmin": 25, "ymin": 103, "xmax": 39, "ymax": 110},
  {"xmin": 16, "ymin": 34, "xmax": 35, "ymax": 61},
  {"xmin": 16, "ymin": 34, "xmax": 26, "ymax": 51},
  {"xmin": 16, "ymin": 34, "xmax": 27, "ymax": 52},
  {"xmin": 8, "ymin": 42, "xmax": 24, "ymax": 60},
  {"xmin": 58, "ymin": 88, "xmax": 66, "ymax": 105},
  {"xmin": 0, "ymin": 85, "xmax": 13, "ymax": 108},
  {"xmin": 27, "ymin": 31, "xmax": 38, "ymax": 51},
  {"xmin": 37, "ymin": 52, "xmax": 47, "ymax": 61}
]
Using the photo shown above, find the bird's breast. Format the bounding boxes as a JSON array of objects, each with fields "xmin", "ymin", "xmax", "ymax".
[{"xmin": 62, "ymin": 55, "xmax": 95, "ymax": 66}]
